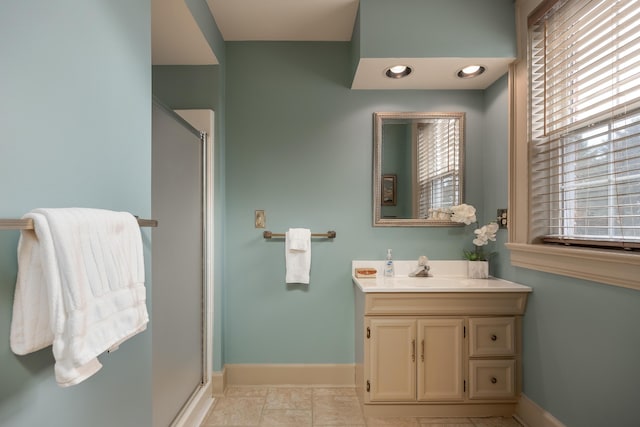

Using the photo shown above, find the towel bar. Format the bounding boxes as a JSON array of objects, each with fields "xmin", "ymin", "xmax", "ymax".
[
  {"xmin": 0, "ymin": 218, "xmax": 158, "ymax": 230},
  {"xmin": 263, "ymin": 230, "xmax": 336, "ymax": 239}
]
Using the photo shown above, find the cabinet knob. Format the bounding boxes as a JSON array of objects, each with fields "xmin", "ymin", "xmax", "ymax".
[
  {"xmin": 491, "ymin": 377, "xmax": 498, "ymax": 384},
  {"xmin": 491, "ymin": 334, "xmax": 498, "ymax": 341}
]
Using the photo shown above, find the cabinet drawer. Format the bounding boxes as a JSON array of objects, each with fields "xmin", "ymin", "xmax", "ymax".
[
  {"xmin": 468, "ymin": 317, "xmax": 515, "ymax": 357},
  {"xmin": 468, "ymin": 360, "xmax": 516, "ymax": 400}
]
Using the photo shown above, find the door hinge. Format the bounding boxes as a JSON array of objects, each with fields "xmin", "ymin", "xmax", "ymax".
[
  {"xmin": 366, "ymin": 380, "xmax": 370, "ymax": 392},
  {"xmin": 366, "ymin": 327, "xmax": 370, "ymax": 339},
  {"xmin": 464, "ymin": 380, "xmax": 466, "ymax": 392},
  {"xmin": 463, "ymin": 326, "xmax": 466, "ymax": 338}
]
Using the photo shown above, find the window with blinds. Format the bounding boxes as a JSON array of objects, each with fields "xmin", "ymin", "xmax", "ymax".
[
  {"xmin": 416, "ymin": 119, "xmax": 460, "ymax": 217},
  {"xmin": 528, "ymin": 0, "xmax": 640, "ymax": 250}
]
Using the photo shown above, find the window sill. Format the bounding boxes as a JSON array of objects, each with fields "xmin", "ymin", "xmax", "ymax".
[{"xmin": 506, "ymin": 243, "xmax": 640, "ymax": 291}]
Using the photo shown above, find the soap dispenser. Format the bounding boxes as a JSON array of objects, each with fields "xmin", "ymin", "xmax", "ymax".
[{"xmin": 384, "ymin": 249, "xmax": 395, "ymax": 277}]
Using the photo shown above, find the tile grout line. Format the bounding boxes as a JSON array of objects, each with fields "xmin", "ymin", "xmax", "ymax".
[
  {"xmin": 258, "ymin": 392, "xmax": 264, "ymax": 427},
  {"xmin": 311, "ymin": 388, "xmax": 314, "ymax": 427}
]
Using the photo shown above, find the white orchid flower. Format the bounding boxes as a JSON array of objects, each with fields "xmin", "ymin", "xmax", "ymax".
[
  {"xmin": 450, "ymin": 204, "xmax": 477, "ymax": 225},
  {"xmin": 472, "ymin": 222, "xmax": 499, "ymax": 247},
  {"xmin": 485, "ymin": 222, "xmax": 499, "ymax": 237},
  {"xmin": 450, "ymin": 205, "xmax": 499, "ymax": 261}
]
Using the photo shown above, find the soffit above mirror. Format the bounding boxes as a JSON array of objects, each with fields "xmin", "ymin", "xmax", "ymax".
[
  {"xmin": 352, "ymin": 0, "xmax": 516, "ymax": 89},
  {"xmin": 352, "ymin": 57, "xmax": 513, "ymax": 90}
]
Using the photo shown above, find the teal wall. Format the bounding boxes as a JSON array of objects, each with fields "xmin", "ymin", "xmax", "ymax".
[
  {"xmin": 0, "ymin": 1, "xmax": 152, "ymax": 426},
  {"xmin": 483, "ymin": 76, "xmax": 640, "ymax": 427},
  {"xmin": 481, "ymin": 75, "xmax": 509, "ymax": 260},
  {"xmin": 358, "ymin": 0, "xmax": 516, "ymax": 59},
  {"xmin": 224, "ymin": 42, "xmax": 486, "ymax": 364},
  {"xmin": 185, "ymin": 0, "xmax": 226, "ymax": 65},
  {"xmin": 350, "ymin": 8, "xmax": 362, "ymax": 83}
]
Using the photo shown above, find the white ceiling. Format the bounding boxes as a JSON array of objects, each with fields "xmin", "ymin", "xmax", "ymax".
[
  {"xmin": 152, "ymin": 0, "xmax": 218, "ymax": 65},
  {"xmin": 151, "ymin": 0, "xmax": 513, "ymax": 89},
  {"xmin": 206, "ymin": 0, "xmax": 360, "ymax": 41},
  {"xmin": 152, "ymin": 0, "xmax": 359, "ymax": 65}
]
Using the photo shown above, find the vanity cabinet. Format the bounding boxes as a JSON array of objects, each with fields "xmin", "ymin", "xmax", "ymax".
[
  {"xmin": 367, "ymin": 318, "xmax": 464, "ymax": 402},
  {"xmin": 354, "ymin": 291, "xmax": 528, "ymax": 417}
]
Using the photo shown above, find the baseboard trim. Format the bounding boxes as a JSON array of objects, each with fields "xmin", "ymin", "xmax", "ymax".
[
  {"xmin": 224, "ymin": 364, "xmax": 355, "ymax": 387},
  {"xmin": 516, "ymin": 394, "xmax": 565, "ymax": 427}
]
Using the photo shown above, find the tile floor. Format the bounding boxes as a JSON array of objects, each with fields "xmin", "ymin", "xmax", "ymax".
[{"xmin": 201, "ymin": 386, "xmax": 524, "ymax": 427}]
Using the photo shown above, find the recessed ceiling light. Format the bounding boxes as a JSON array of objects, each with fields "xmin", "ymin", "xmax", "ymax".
[
  {"xmin": 457, "ymin": 65, "xmax": 486, "ymax": 78},
  {"xmin": 385, "ymin": 65, "xmax": 412, "ymax": 79}
]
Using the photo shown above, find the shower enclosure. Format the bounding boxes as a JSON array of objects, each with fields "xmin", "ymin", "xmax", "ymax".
[{"xmin": 151, "ymin": 100, "xmax": 214, "ymax": 427}]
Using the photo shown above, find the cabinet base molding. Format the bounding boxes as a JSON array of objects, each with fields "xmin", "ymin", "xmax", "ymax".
[
  {"xmin": 515, "ymin": 394, "xmax": 566, "ymax": 427},
  {"xmin": 360, "ymin": 403, "xmax": 516, "ymax": 418},
  {"xmin": 223, "ymin": 364, "xmax": 355, "ymax": 387}
]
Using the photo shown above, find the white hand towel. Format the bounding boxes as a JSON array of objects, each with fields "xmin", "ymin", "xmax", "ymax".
[
  {"xmin": 10, "ymin": 208, "xmax": 148, "ymax": 387},
  {"xmin": 285, "ymin": 228, "xmax": 311, "ymax": 284}
]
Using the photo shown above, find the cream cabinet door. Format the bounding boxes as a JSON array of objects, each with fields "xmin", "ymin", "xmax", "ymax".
[
  {"xmin": 367, "ymin": 318, "xmax": 416, "ymax": 402},
  {"xmin": 416, "ymin": 318, "xmax": 464, "ymax": 401}
]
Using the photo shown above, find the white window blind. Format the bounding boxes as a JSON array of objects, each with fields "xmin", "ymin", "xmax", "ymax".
[
  {"xmin": 416, "ymin": 119, "xmax": 460, "ymax": 217},
  {"xmin": 529, "ymin": 0, "xmax": 640, "ymax": 249}
]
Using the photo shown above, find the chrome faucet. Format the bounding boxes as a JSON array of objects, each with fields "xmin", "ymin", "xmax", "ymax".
[{"xmin": 410, "ymin": 256, "xmax": 431, "ymax": 277}]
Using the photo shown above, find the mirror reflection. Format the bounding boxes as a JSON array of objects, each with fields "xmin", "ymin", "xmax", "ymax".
[{"xmin": 373, "ymin": 112, "xmax": 465, "ymax": 226}]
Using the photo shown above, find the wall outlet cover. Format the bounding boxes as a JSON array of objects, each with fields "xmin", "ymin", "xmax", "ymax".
[{"xmin": 497, "ymin": 209, "xmax": 508, "ymax": 229}]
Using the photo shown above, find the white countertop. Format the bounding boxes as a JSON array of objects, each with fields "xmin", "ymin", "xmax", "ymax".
[{"xmin": 352, "ymin": 260, "xmax": 532, "ymax": 293}]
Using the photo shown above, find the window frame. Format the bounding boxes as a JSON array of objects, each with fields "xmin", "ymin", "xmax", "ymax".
[{"xmin": 507, "ymin": 0, "xmax": 640, "ymax": 291}]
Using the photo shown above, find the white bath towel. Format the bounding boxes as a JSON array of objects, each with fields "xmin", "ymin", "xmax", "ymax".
[
  {"xmin": 10, "ymin": 208, "xmax": 148, "ymax": 387},
  {"xmin": 285, "ymin": 228, "xmax": 311, "ymax": 284}
]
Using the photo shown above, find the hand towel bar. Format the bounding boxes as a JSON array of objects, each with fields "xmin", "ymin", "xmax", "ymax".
[{"xmin": 263, "ymin": 230, "xmax": 336, "ymax": 239}]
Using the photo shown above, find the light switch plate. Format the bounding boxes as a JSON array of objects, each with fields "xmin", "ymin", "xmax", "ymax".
[{"xmin": 255, "ymin": 210, "xmax": 265, "ymax": 228}]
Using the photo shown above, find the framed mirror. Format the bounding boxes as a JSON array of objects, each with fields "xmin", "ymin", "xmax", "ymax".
[{"xmin": 373, "ymin": 112, "xmax": 465, "ymax": 227}]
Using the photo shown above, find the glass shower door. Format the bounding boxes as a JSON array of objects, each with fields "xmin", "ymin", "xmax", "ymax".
[{"xmin": 151, "ymin": 101, "xmax": 205, "ymax": 427}]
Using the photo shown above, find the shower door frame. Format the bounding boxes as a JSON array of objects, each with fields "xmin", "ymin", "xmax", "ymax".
[
  {"xmin": 152, "ymin": 100, "xmax": 215, "ymax": 427},
  {"xmin": 171, "ymin": 107, "xmax": 215, "ymax": 427}
]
